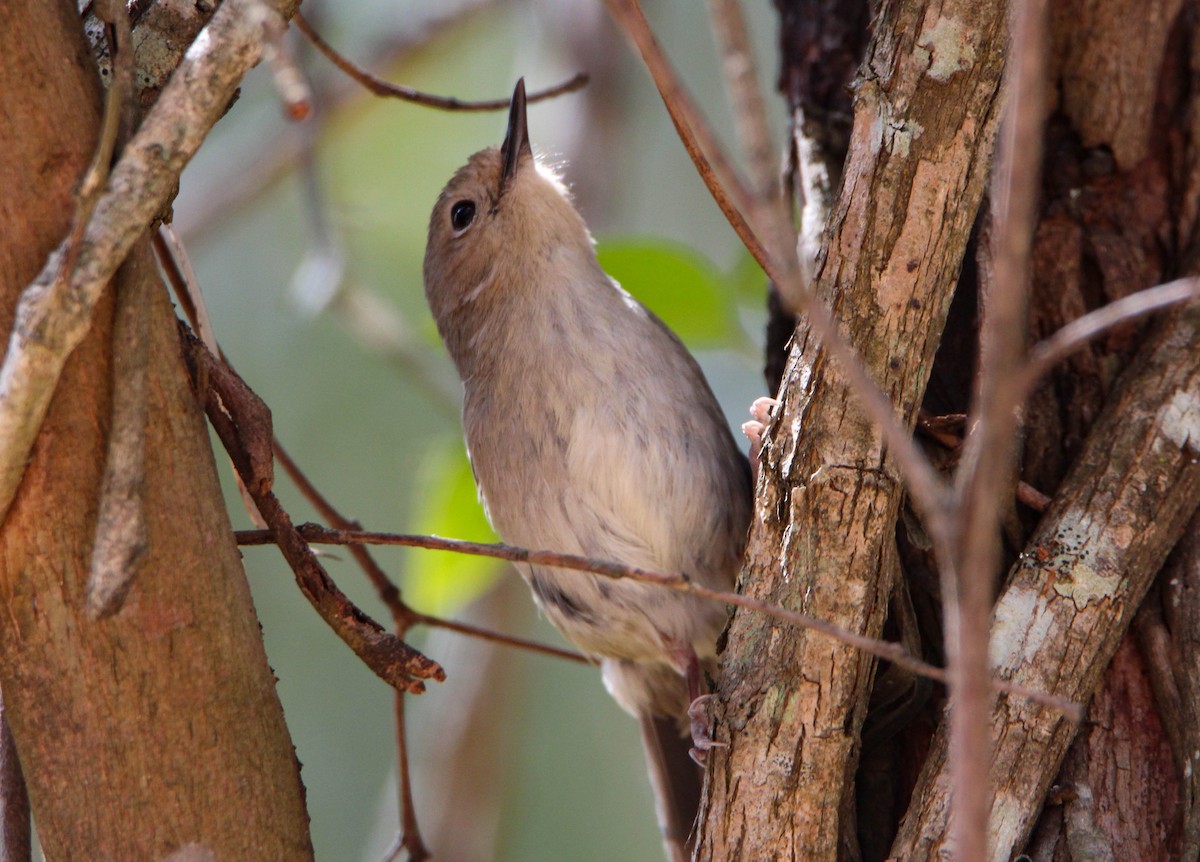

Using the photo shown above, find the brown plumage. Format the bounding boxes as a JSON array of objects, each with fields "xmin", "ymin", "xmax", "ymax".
[{"xmin": 423, "ymin": 79, "xmax": 751, "ymax": 861}]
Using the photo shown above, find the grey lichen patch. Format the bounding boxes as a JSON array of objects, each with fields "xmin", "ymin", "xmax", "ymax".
[
  {"xmin": 1159, "ymin": 388, "xmax": 1200, "ymax": 453},
  {"xmin": 1018, "ymin": 519, "xmax": 1124, "ymax": 611},
  {"xmin": 917, "ymin": 16, "xmax": 976, "ymax": 82},
  {"xmin": 872, "ymin": 102, "xmax": 926, "ymax": 158}
]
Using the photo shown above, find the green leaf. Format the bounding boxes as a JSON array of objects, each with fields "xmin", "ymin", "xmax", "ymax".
[
  {"xmin": 403, "ymin": 439, "xmax": 501, "ymax": 616},
  {"xmin": 596, "ymin": 238, "xmax": 749, "ymax": 349}
]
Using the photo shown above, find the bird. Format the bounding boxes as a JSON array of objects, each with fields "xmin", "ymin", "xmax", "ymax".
[{"xmin": 422, "ymin": 78, "xmax": 752, "ymax": 861}]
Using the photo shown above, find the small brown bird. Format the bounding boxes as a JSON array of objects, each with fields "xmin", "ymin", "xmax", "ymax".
[{"xmin": 423, "ymin": 79, "xmax": 751, "ymax": 861}]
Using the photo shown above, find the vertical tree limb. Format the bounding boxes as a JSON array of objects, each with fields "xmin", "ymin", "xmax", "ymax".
[
  {"xmin": 0, "ymin": 3, "xmax": 313, "ymax": 857},
  {"xmin": 696, "ymin": 1, "xmax": 1009, "ymax": 858}
]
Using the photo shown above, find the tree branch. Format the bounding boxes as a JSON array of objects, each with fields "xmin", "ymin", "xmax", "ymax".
[
  {"xmin": 891, "ymin": 305, "xmax": 1200, "ymax": 861},
  {"xmin": 235, "ymin": 523, "xmax": 1079, "ymax": 716},
  {"xmin": 181, "ymin": 327, "xmax": 444, "ymax": 693},
  {"xmin": 942, "ymin": 1, "xmax": 1048, "ymax": 855},
  {"xmin": 0, "ymin": 0, "xmax": 298, "ymax": 525},
  {"xmin": 293, "ymin": 12, "xmax": 587, "ymax": 111},
  {"xmin": 687, "ymin": 0, "xmax": 1011, "ymax": 854}
]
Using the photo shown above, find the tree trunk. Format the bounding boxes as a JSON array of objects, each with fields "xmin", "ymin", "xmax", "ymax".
[
  {"xmin": 695, "ymin": 0, "xmax": 1008, "ymax": 858},
  {"xmin": 701, "ymin": 0, "xmax": 1200, "ymax": 859},
  {"xmin": 0, "ymin": 4, "xmax": 313, "ymax": 859}
]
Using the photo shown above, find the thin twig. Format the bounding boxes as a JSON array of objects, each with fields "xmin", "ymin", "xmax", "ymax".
[
  {"xmin": 260, "ymin": 9, "xmax": 312, "ymax": 120},
  {"xmin": 59, "ymin": 59, "xmax": 123, "ymax": 284},
  {"xmin": 153, "ymin": 226, "xmax": 268, "ymax": 529},
  {"xmin": 1015, "ymin": 480, "xmax": 1052, "ymax": 512},
  {"xmin": 1016, "ymin": 276, "xmax": 1200, "ymax": 402},
  {"xmin": 293, "ymin": 12, "xmax": 588, "ymax": 111},
  {"xmin": 411, "ymin": 612, "xmax": 587, "ymax": 665},
  {"xmin": 235, "ymin": 523, "xmax": 1082, "ymax": 719},
  {"xmin": 706, "ymin": 0, "xmax": 776, "ymax": 201},
  {"xmin": 601, "ymin": 0, "xmax": 950, "ymax": 545},
  {"xmin": 392, "ymin": 693, "xmax": 429, "ymax": 862},
  {"xmin": 947, "ymin": 1, "xmax": 1048, "ymax": 857},
  {"xmin": 602, "ymin": 0, "xmax": 761, "ymax": 244}
]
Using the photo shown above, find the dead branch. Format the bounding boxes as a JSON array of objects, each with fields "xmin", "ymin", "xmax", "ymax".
[
  {"xmin": 87, "ymin": 245, "xmax": 154, "ymax": 618},
  {"xmin": 180, "ymin": 326, "xmax": 444, "ymax": 693},
  {"xmin": 0, "ymin": 0, "xmax": 300, "ymax": 524}
]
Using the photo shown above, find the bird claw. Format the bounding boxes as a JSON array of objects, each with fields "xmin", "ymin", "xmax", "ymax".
[
  {"xmin": 742, "ymin": 397, "xmax": 779, "ymax": 483},
  {"xmin": 687, "ymin": 694, "xmax": 726, "ymax": 765}
]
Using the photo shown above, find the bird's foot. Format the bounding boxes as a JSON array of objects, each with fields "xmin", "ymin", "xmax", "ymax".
[
  {"xmin": 687, "ymin": 694, "xmax": 726, "ymax": 765},
  {"xmin": 742, "ymin": 396, "xmax": 779, "ymax": 484}
]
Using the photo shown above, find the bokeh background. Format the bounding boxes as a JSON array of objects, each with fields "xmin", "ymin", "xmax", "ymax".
[{"xmin": 175, "ymin": 1, "xmax": 781, "ymax": 858}]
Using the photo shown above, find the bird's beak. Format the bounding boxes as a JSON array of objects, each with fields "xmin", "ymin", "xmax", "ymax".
[{"xmin": 499, "ymin": 78, "xmax": 531, "ymax": 195}]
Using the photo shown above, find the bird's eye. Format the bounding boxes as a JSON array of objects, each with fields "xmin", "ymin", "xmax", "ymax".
[{"xmin": 450, "ymin": 200, "xmax": 476, "ymax": 233}]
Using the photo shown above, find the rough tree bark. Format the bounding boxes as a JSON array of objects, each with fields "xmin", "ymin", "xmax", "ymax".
[
  {"xmin": 696, "ymin": 1, "xmax": 1008, "ymax": 858},
  {"xmin": 702, "ymin": 0, "xmax": 1200, "ymax": 859},
  {"xmin": 0, "ymin": 4, "xmax": 313, "ymax": 859},
  {"xmin": 888, "ymin": 1, "xmax": 1200, "ymax": 860}
]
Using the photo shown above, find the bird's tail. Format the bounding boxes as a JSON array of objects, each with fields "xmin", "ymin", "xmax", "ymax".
[{"xmin": 639, "ymin": 713, "xmax": 703, "ymax": 862}]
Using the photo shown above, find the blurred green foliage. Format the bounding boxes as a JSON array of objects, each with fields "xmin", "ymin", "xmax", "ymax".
[
  {"xmin": 403, "ymin": 439, "xmax": 500, "ymax": 616},
  {"xmin": 597, "ymin": 238, "xmax": 754, "ymax": 351}
]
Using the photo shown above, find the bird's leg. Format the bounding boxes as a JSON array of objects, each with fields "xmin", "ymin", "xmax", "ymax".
[
  {"xmin": 742, "ymin": 396, "xmax": 779, "ymax": 484},
  {"xmin": 667, "ymin": 643, "xmax": 726, "ymax": 764}
]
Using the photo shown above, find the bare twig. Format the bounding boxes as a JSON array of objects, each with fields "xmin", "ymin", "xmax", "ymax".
[
  {"xmin": 1017, "ymin": 277, "xmax": 1200, "ymax": 402},
  {"xmin": 154, "ymin": 226, "xmax": 218, "ymax": 353},
  {"xmin": 175, "ymin": 5, "xmax": 492, "ymax": 241},
  {"xmin": 706, "ymin": 0, "xmax": 777, "ymax": 201},
  {"xmin": 0, "ymin": 0, "xmax": 295, "ymax": 524},
  {"xmin": 153, "ymin": 227, "xmax": 269, "ymax": 530},
  {"xmin": 602, "ymin": 0, "xmax": 762, "ymax": 253},
  {"xmin": 392, "ymin": 694, "xmax": 429, "ymax": 862},
  {"xmin": 410, "ymin": 612, "xmax": 586, "ymax": 665},
  {"xmin": 180, "ymin": 326, "xmax": 444, "ymax": 692},
  {"xmin": 943, "ymin": 0, "xmax": 1048, "ymax": 856},
  {"xmin": 271, "ymin": 440, "xmax": 406, "ymax": 618},
  {"xmin": 260, "ymin": 10, "xmax": 312, "ymax": 120},
  {"xmin": 602, "ymin": 0, "xmax": 950, "ymax": 547},
  {"xmin": 1015, "ymin": 480, "xmax": 1052, "ymax": 512},
  {"xmin": 293, "ymin": 12, "xmax": 587, "ymax": 111},
  {"xmin": 235, "ymin": 523, "xmax": 1081, "ymax": 718},
  {"xmin": 272, "ymin": 442, "xmax": 581, "ymax": 661}
]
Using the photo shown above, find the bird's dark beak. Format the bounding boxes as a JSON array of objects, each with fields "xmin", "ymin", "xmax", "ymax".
[{"xmin": 499, "ymin": 78, "xmax": 531, "ymax": 195}]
